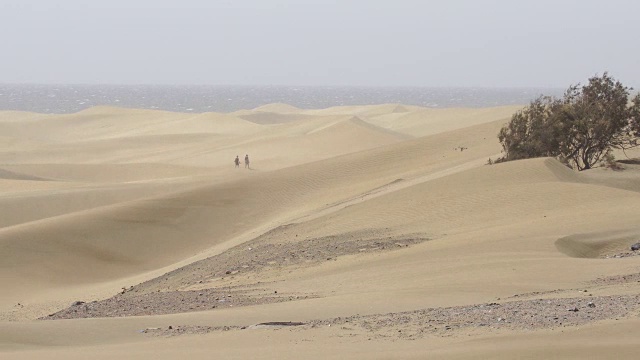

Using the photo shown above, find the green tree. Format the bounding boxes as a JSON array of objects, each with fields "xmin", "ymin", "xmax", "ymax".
[{"xmin": 497, "ymin": 73, "xmax": 639, "ymax": 170}]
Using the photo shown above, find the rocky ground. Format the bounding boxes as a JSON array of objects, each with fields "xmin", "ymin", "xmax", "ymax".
[
  {"xmin": 142, "ymin": 292, "xmax": 640, "ymax": 340},
  {"xmin": 602, "ymin": 250, "xmax": 640, "ymax": 259},
  {"xmin": 41, "ymin": 226, "xmax": 640, "ymax": 340},
  {"xmin": 44, "ymin": 286, "xmax": 318, "ymax": 319},
  {"xmin": 591, "ymin": 272, "xmax": 640, "ymax": 287},
  {"xmin": 43, "ymin": 228, "xmax": 431, "ymax": 319}
]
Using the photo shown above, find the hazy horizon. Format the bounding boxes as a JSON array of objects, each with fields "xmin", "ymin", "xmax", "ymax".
[
  {"xmin": 1, "ymin": 83, "xmax": 568, "ymax": 113},
  {"xmin": 2, "ymin": 0, "xmax": 639, "ymax": 88},
  {"xmin": 0, "ymin": 82, "xmax": 567, "ymax": 89}
]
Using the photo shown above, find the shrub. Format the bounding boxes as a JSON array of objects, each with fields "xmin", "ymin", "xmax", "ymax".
[{"xmin": 498, "ymin": 73, "xmax": 639, "ymax": 170}]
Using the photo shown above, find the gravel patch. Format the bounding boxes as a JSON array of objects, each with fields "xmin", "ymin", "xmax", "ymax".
[
  {"xmin": 145, "ymin": 293, "xmax": 640, "ymax": 339},
  {"xmin": 128, "ymin": 227, "xmax": 430, "ymax": 294},
  {"xmin": 591, "ymin": 272, "xmax": 640, "ymax": 286},
  {"xmin": 42, "ymin": 228, "xmax": 430, "ymax": 320},
  {"xmin": 43, "ymin": 287, "xmax": 317, "ymax": 319},
  {"xmin": 602, "ymin": 251, "xmax": 640, "ymax": 259}
]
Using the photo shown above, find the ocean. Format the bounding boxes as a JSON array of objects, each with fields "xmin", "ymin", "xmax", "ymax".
[{"xmin": 0, "ymin": 84, "xmax": 564, "ymax": 114}]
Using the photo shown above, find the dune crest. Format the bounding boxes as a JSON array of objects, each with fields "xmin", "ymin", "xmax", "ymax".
[{"xmin": 251, "ymin": 102, "xmax": 302, "ymax": 113}]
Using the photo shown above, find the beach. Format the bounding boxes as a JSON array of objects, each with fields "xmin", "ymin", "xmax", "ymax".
[{"xmin": 1, "ymin": 103, "xmax": 639, "ymax": 359}]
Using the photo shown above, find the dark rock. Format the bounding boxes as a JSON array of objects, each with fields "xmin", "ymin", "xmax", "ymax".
[
  {"xmin": 631, "ymin": 243, "xmax": 640, "ymax": 251},
  {"xmin": 255, "ymin": 321, "xmax": 304, "ymax": 327},
  {"xmin": 72, "ymin": 301, "xmax": 85, "ymax": 306}
]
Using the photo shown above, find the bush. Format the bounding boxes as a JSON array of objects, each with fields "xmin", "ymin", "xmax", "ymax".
[{"xmin": 497, "ymin": 73, "xmax": 640, "ymax": 170}]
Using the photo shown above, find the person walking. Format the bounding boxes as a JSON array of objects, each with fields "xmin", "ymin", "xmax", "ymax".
[
  {"xmin": 244, "ymin": 154, "xmax": 250, "ymax": 169},
  {"xmin": 234, "ymin": 155, "xmax": 240, "ymax": 168}
]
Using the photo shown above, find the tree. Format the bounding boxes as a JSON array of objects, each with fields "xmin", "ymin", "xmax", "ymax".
[
  {"xmin": 497, "ymin": 73, "xmax": 639, "ymax": 170},
  {"xmin": 497, "ymin": 95, "xmax": 563, "ymax": 162},
  {"xmin": 630, "ymin": 93, "xmax": 640, "ymax": 139}
]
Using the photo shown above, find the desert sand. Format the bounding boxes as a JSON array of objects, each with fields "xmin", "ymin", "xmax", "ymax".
[{"xmin": 1, "ymin": 103, "xmax": 639, "ymax": 359}]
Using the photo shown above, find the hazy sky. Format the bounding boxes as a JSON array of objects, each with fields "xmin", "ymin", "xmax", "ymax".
[{"xmin": 1, "ymin": 0, "xmax": 639, "ymax": 87}]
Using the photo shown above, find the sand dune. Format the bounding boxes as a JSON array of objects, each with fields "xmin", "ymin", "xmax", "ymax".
[
  {"xmin": 251, "ymin": 102, "xmax": 303, "ymax": 114},
  {"xmin": 2, "ymin": 104, "xmax": 640, "ymax": 359},
  {"xmin": 301, "ymin": 103, "xmax": 427, "ymax": 117},
  {"xmin": 231, "ymin": 103, "xmax": 311, "ymax": 124},
  {"xmin": 7, "ymin": 106, "xmax": 261, "ymax": 141},
  {"xmin": 555, "ymin": 229, "xmax": 640, "ymax": 258},
  {"xmin": 363, "ymin": 105, "xmax": 523, "ymax": 137},
  {"xmin": 0, "ymin": 168, "xmax": 49, "ymax": 181},
  {"xmin": 0, "ymin": 108, "xmax": 407, "ymax": 169}
]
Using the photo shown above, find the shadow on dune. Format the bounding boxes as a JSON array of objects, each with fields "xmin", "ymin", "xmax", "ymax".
[
  {"xmin": 618, "ymin": 158, "xmax": 640, "ymax": 165},
  {"xmin": 0, "ymin": 168, "xmax": 52, "ymax": 181},
  {"xmin": 555, "ymin": 229, "xmax": 640, "ymax": 258}
]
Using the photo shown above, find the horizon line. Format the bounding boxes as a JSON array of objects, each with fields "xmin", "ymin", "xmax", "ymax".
[{"xmin": 0, "ymin": 82, "xmax": 567, "ymax": 90}]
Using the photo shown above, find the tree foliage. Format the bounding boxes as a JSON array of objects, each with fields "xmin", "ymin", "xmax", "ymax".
[
  {"xmin": 630, "ymin": 93, "xmax": 640, "ymax": 138},
  {"xmin": 497, "ymin": 73, "xmax": 640, "ymax": 170}
]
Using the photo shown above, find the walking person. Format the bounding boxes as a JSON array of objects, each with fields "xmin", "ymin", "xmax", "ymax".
[
  {"xmin": 244, "ymin": 154, "xmax": 250, "ymax": 169},
  {"xmin": 234, "ymin": 155, "xmax": 240, "ymax": 168}
]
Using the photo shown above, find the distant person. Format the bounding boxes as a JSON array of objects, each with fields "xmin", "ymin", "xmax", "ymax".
[
  {"xmin": 234, "ymin": 155, "xmax": 240, "ymax": 168},
  {"xmin": 244, "ymin": 154, "xmax": 250, "ymax": 169}
]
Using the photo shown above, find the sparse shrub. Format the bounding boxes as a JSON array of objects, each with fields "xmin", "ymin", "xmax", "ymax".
[{"xmin": 601, "ymin": 151, "xmax": 623, "ymax": 170}]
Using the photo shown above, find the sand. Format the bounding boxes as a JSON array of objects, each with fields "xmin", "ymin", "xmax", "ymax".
[{"xmin": 1, "ymin": 103, "xmax": 640, "ymax": 359}]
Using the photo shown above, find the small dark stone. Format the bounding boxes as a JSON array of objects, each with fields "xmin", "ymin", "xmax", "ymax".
[
  {"xmin": 630, "ymin": 243, "xmax": 640, "ymax": 251},
  {"xmin": 72, "ymin": 301, "xmax": 85, "ymax": 306},
  {"xmin": 168, "ymin": 325, "xmax": 173, "ymax": 330},
  {"xmin": 225, "ymin": 270, "xmax": 232, "ymax": 274}
]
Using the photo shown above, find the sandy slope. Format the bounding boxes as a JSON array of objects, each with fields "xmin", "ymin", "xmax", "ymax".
[{"xmin": 1, "ymin": 104, "xmax": 640, "ymax": 359}]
